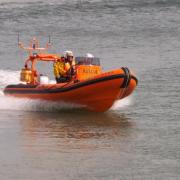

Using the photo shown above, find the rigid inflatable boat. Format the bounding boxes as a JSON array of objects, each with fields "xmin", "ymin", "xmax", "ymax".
[{"xmin": 3, "ymin": 38, "xmax": 138, "ymax": 112}]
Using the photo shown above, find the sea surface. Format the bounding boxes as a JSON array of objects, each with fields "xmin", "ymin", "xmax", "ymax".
[{"xmin": 0, "ymin": 0, "xmax": 180, "ymax": 179}]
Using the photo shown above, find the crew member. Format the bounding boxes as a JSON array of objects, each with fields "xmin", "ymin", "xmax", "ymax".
[
  {"xmin": 64, "ymin": 50, "xmax": 76, "ymax": 78},
  {"xmin": 53, "ymin": 51, "xmax": 76, "ymax": 83}
]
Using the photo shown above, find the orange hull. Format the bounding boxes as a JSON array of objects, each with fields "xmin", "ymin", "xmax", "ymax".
[{"xmin": 4, "ymin": 68, "xmax": 138, "ymax": 112}]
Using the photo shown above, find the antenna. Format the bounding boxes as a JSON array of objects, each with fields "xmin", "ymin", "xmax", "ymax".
[
  {"xmin": 48, "ymin": 35, "xmax": 51, "ymax": 44},
  {"xmin": 18, "ymin": 32, "xmax": 20, "ymax": 46}
]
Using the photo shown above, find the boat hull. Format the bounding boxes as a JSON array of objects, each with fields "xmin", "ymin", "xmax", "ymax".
[{"xmin": 4, "ymin": 68, "xmax": 138, "ymax": 112}]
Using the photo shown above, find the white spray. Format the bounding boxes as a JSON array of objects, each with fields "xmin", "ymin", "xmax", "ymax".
[{"xmin": 111, "ymin": 96, "xmax": 133, "ymax": 111}]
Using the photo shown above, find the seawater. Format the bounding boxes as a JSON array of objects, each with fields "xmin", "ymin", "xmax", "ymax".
[{"xmin": 0, "ymin": 0, "xmax": 179, "ymax": 179}]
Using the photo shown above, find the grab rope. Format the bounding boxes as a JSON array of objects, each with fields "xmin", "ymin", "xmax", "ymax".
[{"xmin": 118, "ymin": 67, "xmax": 131, "ymax": 100}]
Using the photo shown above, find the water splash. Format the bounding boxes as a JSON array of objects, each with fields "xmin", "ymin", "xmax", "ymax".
[
  {"xmin": 0, "ymin": 69, "xmax": 20, "ymax": 88},
  {"xmin": 111, "ymin": 96, "xmax": 133, "ymax": 111},
  {"xmin": 0, "ymin": 94, "xmax": 83, "ymax": 112}
]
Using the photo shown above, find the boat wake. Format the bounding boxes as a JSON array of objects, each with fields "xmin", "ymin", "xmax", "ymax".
[{"xmin": 0, "ymin": 69, "xmax": 133, "ymax": 112}]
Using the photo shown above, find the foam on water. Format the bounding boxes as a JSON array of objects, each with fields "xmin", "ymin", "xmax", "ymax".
[
  {"xmin": 0, "ymin": 94, "xmax": 83, "ymax": 112},
  {"xmin": 111, "ymin": 96, "xmax": 133, "ymax": 111},
  {"xmin": 0, "ymin": 69, "xmax": 20, "ymax": 87}
]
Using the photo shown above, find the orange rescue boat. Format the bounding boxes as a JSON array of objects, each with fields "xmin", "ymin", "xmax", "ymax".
[{"xmin": 3, "ymin": 38, "xmax": 138, "ymax": 112}]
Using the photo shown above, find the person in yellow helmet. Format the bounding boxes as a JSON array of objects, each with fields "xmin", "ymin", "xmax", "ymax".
[
  {"xmin": 53, "ymin": 51, "xmax": 76, "ymax": 83},
  {"xmin": 64, "ymin": 50, "xmax": 76, "ymax": 77}
]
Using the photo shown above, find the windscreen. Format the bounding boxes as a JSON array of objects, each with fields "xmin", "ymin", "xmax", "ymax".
[{"xmin": 75, "ymin": 57, "xmax": 100, "ymax": 66}]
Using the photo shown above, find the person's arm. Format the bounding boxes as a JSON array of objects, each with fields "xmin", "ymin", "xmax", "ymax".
[
  {"xmin": 53, "ymin": 62, "xmax": 60, "ymax": 78},
  {"xmin": 59, "ymin": 62, "xmax": 67, "ymax": 75},
  {"xmin": 71, "ymin": 60, "xmax": 76, "ymax": 75}
]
